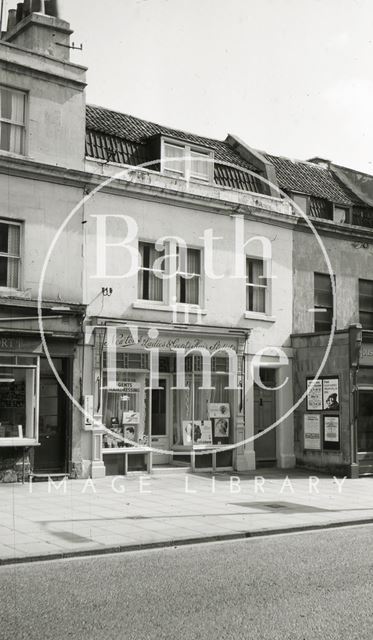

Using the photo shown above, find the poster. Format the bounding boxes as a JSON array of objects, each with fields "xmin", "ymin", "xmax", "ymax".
[
  {"xmin": 122, "ymin": 411, "xmax": 140, "ymax": 424},
  {"xmin": 323, "ymin": 378, "xmax": 340, "ymax": 411},
  {"xmin": 124, "ymin": 425, "xmax": 137, "ymax": 443},
  {"xmin": 182, "ymin": 421, "xmax": 194, "ymax": 446},
  {"xmin": 304, "ymin": 414, "xmax": 321, "ymax": 450},
  {"xmin": 208, "ymin": 403, "xmax": 231, "ymax": 419},
  {"xmin": 214, "ymin": 418, "xmax": 229, "ymax": 438},
  {"xmin": 306, "ymin": 379, "xmax": 323, "ymax": 411},
  {"xmin": 324, "ymin": 416, "xmax": 339, "ymax": 442},
  {"xmin": 193, "ymin": 420, "xmax": 213, "ymax": 447}
]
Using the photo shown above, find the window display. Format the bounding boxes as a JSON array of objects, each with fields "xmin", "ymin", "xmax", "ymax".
[{"xmin": 0, "ymin": 359, "xmax": 38, "ymax": 443}]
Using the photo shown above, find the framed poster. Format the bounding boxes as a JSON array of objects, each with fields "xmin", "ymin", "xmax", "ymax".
[
  {"xmin": 193, "ymin": 420, "xmax": 213, "ymax": 447},
  {"xmin": 323, "ymin": 378, "xmax": 340, "ymax": 411},
  {"xmin": 304, "ymin": 414, "xmax": 321, "ymax": 450},
  {"xmin": 208, "ymin": 403, "xmax": 231, "ymax": 419},
  {"xmin": 306, "ymin": 379, "xmax": 323, "ymax": 411},
  {"xmin": 124, "ymin": 425, "xmax": 137, "ymax": 443},
  {"xmin": 213, "ymin": 418, "xmax": 229, "ymax": 438},
  {"xmin": 323, "ymin": 416, "xmax": 340, "ymax": 450}
]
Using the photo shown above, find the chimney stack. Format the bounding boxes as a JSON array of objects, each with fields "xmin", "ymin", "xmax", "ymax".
[{"xmin": 1, "ymin": 0, "xmax": 72, "ymax": 61}]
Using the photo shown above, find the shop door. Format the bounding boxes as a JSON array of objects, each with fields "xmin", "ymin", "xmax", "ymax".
[
  {"xmin": 151, "ymin": 378, "xmax": 171, "ymax": 465},
  {"xmin": 34, "ymin": 368, "xmax": 68, "ymax": 474},
  {"xmin": 357, "ymin": 390, "xmax": 373, "ymax": 474},
  {"xmin": 254, "ymin": 381, "xmax": 277, "ymax": 465}
]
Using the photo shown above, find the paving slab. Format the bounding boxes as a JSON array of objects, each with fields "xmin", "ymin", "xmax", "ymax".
[{"xmin": 0, "ymin": 469, "xmax": 373, "ymax": 564}]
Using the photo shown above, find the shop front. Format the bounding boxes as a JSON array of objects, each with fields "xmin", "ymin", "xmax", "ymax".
[
  {"xmin": 0, "ymin": 308, "xmax": 83, "ymax": 482},
  {"xmin": 356, "ymin": 331, "xmax": 373, "ymax": 475},
  {"xmin": 86, "ymin": 322, "xmax": 248, "ymax": 476}
]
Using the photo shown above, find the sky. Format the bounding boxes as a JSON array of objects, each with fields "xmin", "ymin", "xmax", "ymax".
[{"xmin": 3, "ymin": 0, "xmax": 373, "ymax": 173}]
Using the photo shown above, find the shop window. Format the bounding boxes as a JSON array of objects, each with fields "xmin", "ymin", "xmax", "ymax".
[
  {"xmin": 314, "ymin": 273, "xmax": 333, "ymax": 332},
  {"xmin": 162, "ymin": 139, "xmax": 213, "ymax": 183},
  {"xmin": 246, "ymin": 258, "xmax": 267, "ymax": 313},
  {"xmin": 0, "ymin": 86, "xmax": 26, "ymax": 155},
  {"xmin": 0, "ymin": 221, "xmax": 21, "ymax": 289},
  {"xmin": 138, "ymin": 242, "xmax": 164, "ymax": 302},
  {"xmin": 359, "ymin": 279, "xmax": 373, "ymax": 330},
  {"xmin": 102, "ymin": 371, "xmax": 148, "ymax": 449},
  {"xmin": 0, "ymin": 360, "xmax": 38, "ymax": 444},
  {"xmin": 177, "ymin": 248, "xmax": 201, "ymax": 305}
]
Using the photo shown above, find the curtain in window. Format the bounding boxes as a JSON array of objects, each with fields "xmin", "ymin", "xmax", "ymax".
[
  {"xmin": 164, "ymin": 144, "xmax": 184, "ymax": 174},
  {"xmin": 191, "ymin": 151, "xmax": 209, "ymax": 180},
  {"xmin": 177, "ymin": 249, "xmax": 200, "ymax": 304},
  {"xmin": 0, "ymin": 89, "xmax": 25, "ymax": 154},
  {"xmin": 6, "ymin": 226, "xmax": 20, "ymax": 288},
  {"xmin": 246, "ymin": 259, "xmax": 266, "ymax": 312},
  {"xmin": 138, "ymin": 243, "xmax": 164, "ymax": 301}
]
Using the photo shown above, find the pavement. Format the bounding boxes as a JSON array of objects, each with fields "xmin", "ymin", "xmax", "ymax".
[{"xmin": 0, "ymin": 468, "xmax": 373, "ymax": 565}]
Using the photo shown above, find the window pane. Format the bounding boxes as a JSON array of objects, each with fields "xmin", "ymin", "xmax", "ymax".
[
  {"xmin": 247, "ymin": 259, "xmax": 265, "ymax": 285},
  {"xmin": 0, "ymin": 223, "xmax": 8, "ymax": 254},
  {"xmin": 0, "ymin": 88, "xmax": 13, "ymax": 120},
  {"xmin": 187, "ymin": 248, "xmax": 201, "ymax": 275},
  {"xmin": 138, "ymin": 242, "xmax": 164, "ymax": 301},
  {"xmin": 191, "ymin": 151, "xmax": 209, "ymax": 180},
  {"xmin": 164, "ymin": 144, "xmax": 184, "ymax": 174},
  {"xmin": 247, "ymin": 285, "xmax": 265, "ymax": 313},
  {"xmin": 359, "ymin": 280, "xmax": 373, "ymax": 324},
  {"xmin": 177, "ymin": 275, "xmax": 199, "ymax": 305},
  {"xmin": 0, "ymin": 122, "xmax": 23, "ymax": 154},
  {"xmin": 292, "ymin": 194, "xmax": 308, "ymax": 214}
]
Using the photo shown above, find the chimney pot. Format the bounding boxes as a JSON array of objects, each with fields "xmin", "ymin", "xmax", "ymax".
[
  {"xmin": 7, "ymin": 9, "xmax": 17, "ymax": 31},
  {"xmin": 16, "ymin": 3, "xmax": 25, "ymax": 23},
  {"xmin": 23, "ymin": 0, "xmax": 32, "ymax": 16}
]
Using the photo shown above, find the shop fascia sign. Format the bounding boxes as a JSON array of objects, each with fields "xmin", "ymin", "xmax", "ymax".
[{"xmin": 99, "ymin": 327, "xmax": 238, "ymax": 354}]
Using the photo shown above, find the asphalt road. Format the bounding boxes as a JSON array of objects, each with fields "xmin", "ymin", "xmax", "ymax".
[{"xmin": 1, "ymin": 525, "xmax": 373, "ymax": 640}]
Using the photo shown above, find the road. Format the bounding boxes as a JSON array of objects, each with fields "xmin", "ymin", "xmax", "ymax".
[{"xmin": 1, "ymin": 525, "xmax": 373, "ymax": 640}]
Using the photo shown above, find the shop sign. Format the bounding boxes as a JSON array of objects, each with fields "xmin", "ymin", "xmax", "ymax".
[
  {"xmin": 0, "ymin": 337, "xmax": 22, "ymax": 350},
  {"xmin": 304, "ymin": 414, "xmax": 321, "ymax": 450},
  {"xmin": 107, "ymin": 330, "xmax": 238, "ymax": 354},
  {"xmin": 360, "ymin": 343, "xmax": 373, "ymax": 366}
]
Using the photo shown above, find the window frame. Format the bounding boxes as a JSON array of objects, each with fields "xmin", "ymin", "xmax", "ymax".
[
  {"xmin": 246, "ymin": 256, "xmax": 269, "ymax": 316},
  {"xmin": 0, "ymin": 219, "xmax": 22, "ymax": 291},
  {"xmin": 176, "ymin": 246, "xmax": 202, "ymax": 306},
  {"xmin": 137, "ymin": 240, "xmax": 166, "ymax": 304},
  {"xmin": 359, "ymin": 278, "xmax": 373, "ymax": 330},
  {"xmin": 0, "ymin": 85, "xmax": 27, "ymax": 157},
  {"xmin": 161, "ymin": 136, "xmax": 214, "ymax": 183},
  {"xmin": 314, "ymin": 272, "xmax": 334, "ymax": 332}
]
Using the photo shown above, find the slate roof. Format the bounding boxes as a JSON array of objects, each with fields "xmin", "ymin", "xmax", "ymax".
[
  {"xmin": 264, "ymin": 153, "xmax": 361, "ymax": 206},
  {"xmin": 85, "ymin": 104, "xmax": 264, "ymax": 193}
]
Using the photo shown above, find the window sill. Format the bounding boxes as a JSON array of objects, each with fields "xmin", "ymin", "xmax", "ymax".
[
  {"xmin": 244, "ymin": 312, "xmax": 276, "ymax": 323},
  {"xmin": 0, "ymin": 150, "xmax": 27, "ymax": 161},
  {"xmin": 133, "ymin": 301, "xmax": 207, "ymax": 315},
  {"xmin": 0, "ymin": 438, "xmax": 39, "ymax": 448}
]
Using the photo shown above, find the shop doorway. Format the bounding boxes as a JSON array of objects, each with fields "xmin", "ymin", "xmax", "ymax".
[
  {"xmin": 357, "ymin": 389, "xmax": 373, "ymax": 474},
  {"xmin": 151, "ymin": 377, "xmax": 171, "ymax": 465},
  {"xmin": 34, "ymin": 359, "xmax": 69, "ymax": 474},
  {"xmin": 254, "ymin": 369, "xmax": 277, "ymax": 465}
]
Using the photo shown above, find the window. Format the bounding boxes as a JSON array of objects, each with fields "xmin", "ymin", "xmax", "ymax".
[
  {"xmin": 162, "ymin": 138, "xmax": 213, "ymax": 182},
  {"xmin": 292, "ymin": 194, "xmax": 308, "ymax": 215},
  {"xmin": 334, "ymin": 206, "xmax": 349, "ymax": 224},
  {"xmin": 177, "ymin": 248, "xmax": 201, "ymax": 305},
  {"xmin": 0, "ymin": 222, "xmax": 21, "ymax": 289},
  {"xmin": 246, "ymin": 258, "xmax": 267, "ymax": 313},
  {"xmin": 0, "ymin": 87, "xmax": 26, "ymax": 155},
  {"xmin": 359, "ymin": 279, "xmax": 373, "ymax": 330},
  {"xmin": 314, "ymin": 273, "xmax": 333, "ymax": 332},
  {"xmin": 138, "ymin": 242, "xmax": 164, "ymax": 302}
]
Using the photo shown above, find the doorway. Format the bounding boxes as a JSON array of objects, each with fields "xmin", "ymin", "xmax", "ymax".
[
  {"xmin": 150, "ymin": 377, "xmax": 171, "ymax": 465},
  {"xmin": 34, "ymin": 358, "xmax": 70, "ymax": 474},
  {"xmin": 254, "ymin": 369, "xmax": 277, "ymax": 465},
  {"xmin": 357, "ymin": 389, "xmax": 373, "ymax": 474}
]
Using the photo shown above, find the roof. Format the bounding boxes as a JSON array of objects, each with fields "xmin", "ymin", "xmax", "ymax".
[
  {"xmin": 264, "ymin": 153, "xmax": 361, "ymax": 206},
  {"xmin": 85, "ymin": 104, "xmax": 264, "ymax": 193}
]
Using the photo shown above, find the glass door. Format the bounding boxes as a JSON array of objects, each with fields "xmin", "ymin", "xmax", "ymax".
[{"xmin": 150, "ymin": 378, "xmax": 171, "ymax": 465}]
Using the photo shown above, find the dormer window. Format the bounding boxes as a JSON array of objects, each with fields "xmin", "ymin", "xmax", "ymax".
[{"xmin": 161, "ymin": 138, "xmax": 214, "ymax": 183}]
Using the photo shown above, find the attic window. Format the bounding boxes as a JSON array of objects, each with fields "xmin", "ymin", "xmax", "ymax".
[
  {"xmin": 162, "ymin": 139, "xmax": 213, "ymax": 182},
  {"xmin": 334, "ymin": 206, "xmax": 349, "ymax": 224}
]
